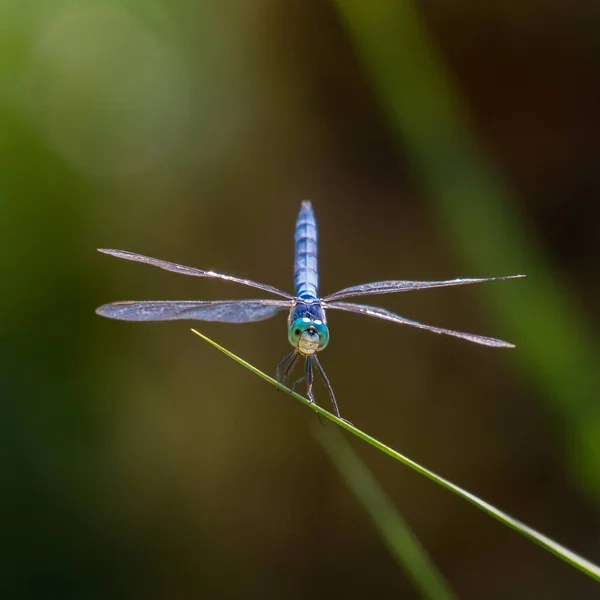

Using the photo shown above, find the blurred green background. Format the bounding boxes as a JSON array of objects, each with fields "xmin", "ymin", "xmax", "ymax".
[{"xmin": 2, "ymin": 1, "xmax": 599, "ymax": 598}]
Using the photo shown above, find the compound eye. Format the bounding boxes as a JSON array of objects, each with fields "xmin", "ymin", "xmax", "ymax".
[
  {"xmin": 313, "ymin": 320, "xmax": 329, "ymax": 351},
  {"xmin": 288, "ymin": 318, "xmax": 310, "ymax": 347}
]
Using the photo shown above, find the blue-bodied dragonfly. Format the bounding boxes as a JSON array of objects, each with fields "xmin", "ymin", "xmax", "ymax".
[{"xmin": 96, "ymin": 201, "xmax": 524, "ymax": 418}]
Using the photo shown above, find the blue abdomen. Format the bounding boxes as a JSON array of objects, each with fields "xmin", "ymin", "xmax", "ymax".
[{"xmin": 294, "ymin": 200, "xmax": 318, "ymax": 299}]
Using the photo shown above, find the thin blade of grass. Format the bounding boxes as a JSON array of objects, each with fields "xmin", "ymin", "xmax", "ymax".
[
  {"xmin": 191, "ymin": 328, "xmax": 600, "ymax": 583},
  {"xmin": 316, "ymin": 425, "xmax": 458, "ymax": 600},
  {"xmin": 332, "ymin": 0, "xmax": 600, "ymax": 503}
]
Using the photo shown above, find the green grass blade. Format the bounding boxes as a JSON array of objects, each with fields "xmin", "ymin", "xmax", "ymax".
[
  {"xmin": 191, "ymin": 329, "xmax": 600, "ymax": 583},
  {"xmin": 316, "ymin": 426, "xmax": 458, "ymax": 600},
  {"xmin": 332, "ymin": 0, "xmax": 600, "ymax": 501}
]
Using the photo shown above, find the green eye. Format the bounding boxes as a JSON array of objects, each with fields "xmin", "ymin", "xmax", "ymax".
[
  {"xmin": 313, "ymin": 320, "xmax": 329, "ymax": 350},
  {"xmin": 288, "ymin": 319, "xmax": 305, "ymax": 345}
]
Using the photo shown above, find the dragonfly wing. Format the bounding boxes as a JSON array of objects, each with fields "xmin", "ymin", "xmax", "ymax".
[
  {"xmin": 96, "ymin": 299, "xmax": 291, "ymax": 323},
  {"xmin": 326, "ymin": 301, "xmax": 515, "ymax": 348},
  {"xmin": 324, "ymin": 275, "xmax": 525, "ymax": 301},
  {"xmin": 98, "ymin": 249, "xmax": 293, "ymax": 299}
]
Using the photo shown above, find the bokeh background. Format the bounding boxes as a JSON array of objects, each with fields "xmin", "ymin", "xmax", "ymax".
[{"xmin": 2, "ymin": 1, "xmax": 599, "ymax": 598}]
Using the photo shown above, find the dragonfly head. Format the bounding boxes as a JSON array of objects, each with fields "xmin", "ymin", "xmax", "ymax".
[{"xmin": 288, "ymin": 317, "xmax": 329, "ymax": 355}]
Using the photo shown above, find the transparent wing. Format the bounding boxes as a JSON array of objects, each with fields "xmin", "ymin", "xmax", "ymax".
[
  {"xmin": 326, "ymin": 301, "xmax": 515, "ymax": 348},
  {"xmin": 98, "ymin": 249, "xmax": 293, "ymax": 299},
  {"xmin": 324, "ymin": 275, "xmax": 525, "ymax": 301},
  {"xmin": 96, "ymin": 299, "xmax": 291, "ymax": 323}
]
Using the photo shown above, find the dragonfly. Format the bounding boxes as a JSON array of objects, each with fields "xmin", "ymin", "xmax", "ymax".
[{"xmin": 96, "ymin": 200, "xmax": 524, "ymax": 419}]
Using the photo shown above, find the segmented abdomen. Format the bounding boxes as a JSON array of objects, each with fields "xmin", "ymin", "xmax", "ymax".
[{"xmin": 294, "ymin": 200, "xmax": 318, "ymax": 299}]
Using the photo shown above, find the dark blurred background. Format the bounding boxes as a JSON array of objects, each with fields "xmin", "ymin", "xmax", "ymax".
[{"xmin": 2, "ymin": 1, "xmax": 599, "ymax": 599}]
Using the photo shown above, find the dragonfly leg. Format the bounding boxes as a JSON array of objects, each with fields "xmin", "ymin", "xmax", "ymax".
[
  {"xmin": 313, "ymin": 355, "xmax": 350, "ymax": 423},
  {"xmin": 305, "ymin": 357, "xmax": 326, "ymax": 425},
  {"xmin": 282, "ymin": 353, "xmax": 300, "ymax": 386},
  {"xmin": 305, "ymin": 357, "xmax": 315, "ymax": 403},
  {"xmin": 290, "ymin": 372, "xmax": 306, "ymax": 395},
  {"xmin": 291, "ymin": 358, "xmax": 316, "ymax": 401},
  {"xmin": 276, "ymin": 349, "xmax": 298, "ymax": 386}
]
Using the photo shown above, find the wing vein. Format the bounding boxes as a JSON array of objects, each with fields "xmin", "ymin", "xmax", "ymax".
[
  {"xmin": 324, "ymin": 275, "xmax": 525, "ymax": 301},
  {"xmin": 98, "ymin": 249, "xmax": 293, "ymax": 299},
  {"xmin": 326, "ymin": 301, "xmax": 515, "ymax": 348},
  {"xmin": 96, "ymin": 299, "xmax": 291, "ymax": 323}
]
